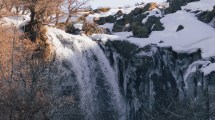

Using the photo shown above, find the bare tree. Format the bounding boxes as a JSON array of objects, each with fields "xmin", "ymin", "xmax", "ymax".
[
  {"xmin": 0, "ymin": 25, "xmax": 53, "ymax": 120},
  {"xmin": 65, "ymin": 0, "xmax": 90, "ymax": 25}
]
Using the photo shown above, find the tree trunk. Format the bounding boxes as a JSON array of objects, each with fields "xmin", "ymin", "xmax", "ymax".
[{"xmin": 65, "ymin": 14, "xmax": 71, "ymax": 25}]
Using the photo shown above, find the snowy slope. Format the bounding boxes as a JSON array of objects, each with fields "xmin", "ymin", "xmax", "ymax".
[
  {"xmin": 182, "ymin": 0, "xmax": 215, "ymax": 11},
  {"xmin": 91, "ymin": 0, "xmax": 215, "ymax": 76},
  {"xmin": 93, "ymin": 10, "xmax": 215, "ymax": 58}
]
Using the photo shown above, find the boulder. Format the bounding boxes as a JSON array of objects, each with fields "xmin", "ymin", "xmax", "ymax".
[
  {"xmin": 94, "ymin": 17, "xmax": 106, "ymax": 25},
  {"xmin": 145, "ymin": 16, "xmax": 164, "ymax": 31},
  {"xmin": 112, "ymin": 18, "xmax": 125, "ymax": 32},
  {"xmin": 133, "ymin": 7, "xmax": 143, "ymax": 15},
  {"xmin": 152, "ymin": 22, "xmax": 165, "ymax": 31},
  {"xmin": 115, "ymin": 10, "xmax": 123, "ymax": 18},
  {"xmin": 132, "ymin": 15, "xmax": 164, "ymax": 38},
  {"xmin": 176, "ymin": 25, "xmax": 184, "ymax": 32},
  {"xmin": 168, "ymin": 0, "xmax": 183, "ymax": 13},
  {"xmin": 66, "ymin": 23, "xmax": 81, "ymax": 35},
  {"xmin": 133, "ymin": 13, "xmax": 148, "ymax": 23},
  {"xmin": 132, "ymin": 25, "xmax": 150, "ymax": 38},
  {"xmin": 105, "ymin": 15, "xmax": 117, "ymax": 23},
  {"xmin": 123, "ymin": 11, "xmax": 134, "ymax": 24}
]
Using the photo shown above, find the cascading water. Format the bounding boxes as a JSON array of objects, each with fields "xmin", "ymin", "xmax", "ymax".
[
  {"xmin": 46, "ymin": 28, "xmax": 215, "ymax": 120},
  {"xmin": 47, "ymin": 28, "xmax": 125, "ymax": 120}
]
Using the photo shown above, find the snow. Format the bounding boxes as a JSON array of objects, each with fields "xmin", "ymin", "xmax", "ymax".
[
  {"xmin": 74, "ymin": 23, "xmax": 83, "ymax": 30},
  {"xmin": 91, "ymin": 32, "xmax": 133, "ymax": 42},
  {"xmin": 90, "ymin": 0, "xmax": 165, "ymax": 8},
  {"xmin": 91, "ymin": 2, "xmax": 215, "ymax": 76},
  {"xmin": 201, "ymin": 63, "xmax": 215, "ymax": 76},
  {"xmin": 1, "ymin": 15, "xmax": 30, "ymax": 28},
  {"xmin": 182, "ymin": 0, "xmax": 215, "ymax": 11},
  {"xmin": 91, "ymin": 34, "xmax": 119, "ymax": 42},
  {"xmin": 99, "ymin": 23, "xmax": 114, "ymax": 31},
  {"xmin": 86, "ymin": 7, "xmax": 135, "ymax": 21}
]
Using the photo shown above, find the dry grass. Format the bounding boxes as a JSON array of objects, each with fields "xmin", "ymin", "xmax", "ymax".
[
  {"xmin": 94, "ymin": 7, "xmax": 110, "ymax": 13},
  {"xmin": 82, "ymin": 21, "xmax": 104, "ymax": 36}
]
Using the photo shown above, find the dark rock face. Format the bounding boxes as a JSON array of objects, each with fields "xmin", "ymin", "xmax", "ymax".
[
  {"xmin": 100, "ymin": 40, "xmax": 215, "ymax": 120},
  {"xmin": 112, "ymin": 18, "xmax": 125, "ymax": 32},
  {"xmin": 176, "ymin": 25, "xmax": 184, "ymax": 32}
]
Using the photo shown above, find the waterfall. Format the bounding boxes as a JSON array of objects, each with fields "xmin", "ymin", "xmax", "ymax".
[{"xmin": 47, "ymin": 28, "xmax": 125, "ymax": 120}]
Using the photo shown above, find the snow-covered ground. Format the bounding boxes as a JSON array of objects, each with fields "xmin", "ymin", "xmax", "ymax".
[
  {"xmin": 86, "ymin": 6, "xmax": 139, "ymax": 21},
  {"xmin": 91, "ymin": 0, "xmax": 215, "ymax": 76},
  {"xmin": 92, "ymin": 0, "xmax": 215, "ymax": 59},
  {"xmin": 182, "ymin": 0, "xmax": 215, "ymax": 11}
]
